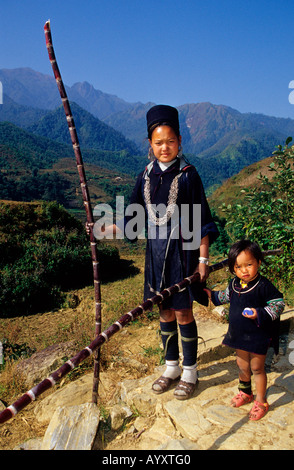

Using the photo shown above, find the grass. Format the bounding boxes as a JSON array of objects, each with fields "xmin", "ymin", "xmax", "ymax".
[{"xmin": 0, "ymin": 241, "xmax": 152, "ymax": 404}]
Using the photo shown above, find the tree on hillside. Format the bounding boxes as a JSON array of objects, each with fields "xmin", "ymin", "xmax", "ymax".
[{"xmin": 220, "ymin": 137, "xmax": 294, "ymax": 290}]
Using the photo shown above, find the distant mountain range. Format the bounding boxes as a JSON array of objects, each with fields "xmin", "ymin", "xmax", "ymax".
[
  {"xmin": 0, "ymin": 67, "xmax": 134, "ymax": 118},
  {"xmin": 1, "ymin": 67, "xmax": 294, "ymax": 192}
]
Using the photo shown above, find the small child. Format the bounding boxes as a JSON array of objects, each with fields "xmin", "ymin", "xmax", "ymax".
[{"xmin": 204, "ymin": 240, "xmax": 285, "ymax": 420}]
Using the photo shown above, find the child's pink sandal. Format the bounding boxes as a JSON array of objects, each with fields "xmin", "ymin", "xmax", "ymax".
[
  {"xmin": 231, "ymin": 390, "xmax": 254, "ymax": 408},
  {"xmin": 249, "ymin": 400, "xmax": 269, "ymax": 421}
]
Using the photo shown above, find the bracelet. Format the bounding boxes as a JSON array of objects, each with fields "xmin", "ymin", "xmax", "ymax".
[{"xmin": 199, "ymin": 257, "xmax": 210, "ymax": 265}]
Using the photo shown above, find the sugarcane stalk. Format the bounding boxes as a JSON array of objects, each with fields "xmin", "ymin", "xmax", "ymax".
[
  {"xmin": 0, "ymin": 271, "xmax": 202, "ymax": 424},
  {"xmin": 0, "ymin": 249, "xmax": 282, "ymax": 424},
  {"xmin": 44, "ymin": 20, "xmax": 101, "ymax": 404}
]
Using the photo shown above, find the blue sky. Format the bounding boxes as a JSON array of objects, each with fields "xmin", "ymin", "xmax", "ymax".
[{"xmin": 1, "ymin": 0, "xmax": 294, "ymax": 118}]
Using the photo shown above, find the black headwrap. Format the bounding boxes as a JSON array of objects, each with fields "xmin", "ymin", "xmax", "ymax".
[{"xmin": 146, "ymin": 104, "xmax": 180, "ymax": 138}]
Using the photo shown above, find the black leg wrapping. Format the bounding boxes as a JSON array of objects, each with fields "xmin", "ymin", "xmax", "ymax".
[
  {"xmin": 179, "ymin": 320, "xmax": 198, "ymax": 366},
  {"xmin": 160, "ymin": 320, "xmax": 179, "ymax": 361}
]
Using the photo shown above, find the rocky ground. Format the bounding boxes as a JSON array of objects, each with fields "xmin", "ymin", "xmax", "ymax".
[
  {"xmin": 97, "ymin": 308, "xmax": 294, "ymax": 451},
  {"xmin": 2, "ymin": 307, "xmax": 293, "ymax": 451}
]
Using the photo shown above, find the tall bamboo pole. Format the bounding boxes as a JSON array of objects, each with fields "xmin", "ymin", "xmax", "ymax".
[
  {"xmin": 44, "ymin": 20, "xmax": 101, "ymax": 404},
  {"xmin": 0, "ymin": 250, "xmax": 282, "ymax": 424}
]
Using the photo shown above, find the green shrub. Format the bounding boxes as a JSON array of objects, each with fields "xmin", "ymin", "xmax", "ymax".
[
  {"xmin": 219, "ymin": 138, "xmax": 294, "ymax": 292},
  {"xmin": 0, "ymin": 201, "xmax": 119, "ymax": 316}
]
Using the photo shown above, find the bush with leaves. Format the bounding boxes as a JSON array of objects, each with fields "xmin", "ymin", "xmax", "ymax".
[
  {"xmin": 0, "ymin": 339, "xmax": 36, "ymax": 370},
  {"xmin": 220, "ymin": 137, "xmax": 294, "ymax": 291},
  {"xmin": 0, "ymin": 201, "xmax": 119, "ymax": 316},
  {"xmin": 210, "ymin": 209, "xmax": 231, "ymax": 256}
]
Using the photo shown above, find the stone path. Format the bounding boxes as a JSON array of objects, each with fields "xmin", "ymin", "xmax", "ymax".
[
  {"xmin": 113, "ymin": 351, "xmax": 294, "ymax": 450},
  {"xmin": 14, "ymin": 310, "xmax": 294, "ymax": 451}
]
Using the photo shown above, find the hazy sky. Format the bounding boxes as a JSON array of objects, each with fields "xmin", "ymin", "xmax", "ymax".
[{"xmin": 2, "ymin": 0, "xmax": 294, "ymax": 118}]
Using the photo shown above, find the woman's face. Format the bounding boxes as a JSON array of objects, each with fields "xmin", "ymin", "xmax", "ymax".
[{"xmin": 149, "ymin": 125, "xmax": 181, "ymax": 163}]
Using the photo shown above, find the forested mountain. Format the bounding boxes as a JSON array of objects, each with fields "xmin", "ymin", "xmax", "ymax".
[
  {"xmin": 105, "ymin": 100, "xmax": 293, "ymax": 168},
  {"xmin": 28, "ymin": 102, "xmax": 139, "ymax": 154},
  {"xmin": 0, "ymin": 94, "xmax": 48, "ymax": 128},
  {"xmin": 1, "ymin": 67, "xmax": 294, "ymax": 192},
  {"xmin": 0, "ymin": 121, "xmax": 143, "ymax": 207}
]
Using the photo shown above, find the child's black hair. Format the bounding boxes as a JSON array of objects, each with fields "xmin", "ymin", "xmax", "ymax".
[{"xmin": 228, "ymin": 239, "xmax": 265, "ymax": 274}]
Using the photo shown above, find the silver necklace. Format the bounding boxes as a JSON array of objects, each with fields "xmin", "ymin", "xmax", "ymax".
[
  {"xmin": 144, "ymin": 173, "xmax": 181, "ymax": 226},
  {"xmin": 232, "ymin": 276, "xmax": 261, "ymax": 294}
]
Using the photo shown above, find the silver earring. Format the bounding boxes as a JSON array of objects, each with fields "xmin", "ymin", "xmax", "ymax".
[{"xmin": 178, "ymin": 146, "xmax": 183, "ymax": 157}]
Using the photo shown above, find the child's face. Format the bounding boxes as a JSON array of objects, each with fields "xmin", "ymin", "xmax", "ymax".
[
  {"xmin": 234, "ymin": 249, "xmax": 261, "ymax": 283},
  {"xmin": 149, "ymin": 125, "xmax": 181, "ymax": 163}
]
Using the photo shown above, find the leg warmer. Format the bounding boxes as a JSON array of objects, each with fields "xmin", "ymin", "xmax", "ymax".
[
  {"xmin": 178, "ymin": 320, "xmax": 198, "ymax": 366},
  {"xmin": 160, "ymin": 320, "xmax": 179, "ymax": 361}
]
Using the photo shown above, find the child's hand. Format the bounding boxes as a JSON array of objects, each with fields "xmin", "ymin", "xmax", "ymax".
[
  {"xmin": 242, "ymin": 308, "xmax": 257, "ymax": 319},
  {"xmin": 203, "ymin": 288, "xmax": 212, "ymax": 299}
]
